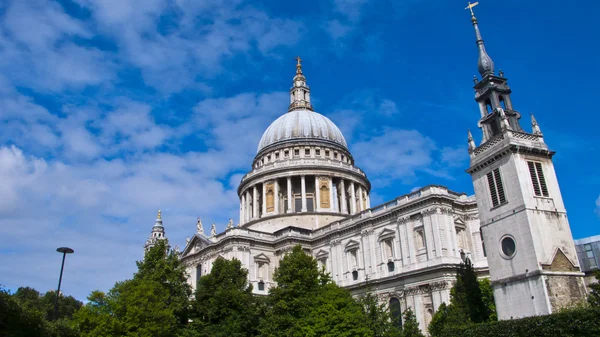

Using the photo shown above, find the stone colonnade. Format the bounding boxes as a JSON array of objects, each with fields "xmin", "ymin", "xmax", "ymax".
[{"xmin": 240, "ymin": 175, "xmax": 370, "ymax": 224}]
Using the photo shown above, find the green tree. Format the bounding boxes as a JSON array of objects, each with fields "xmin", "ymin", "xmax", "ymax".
[
  {"xmin": 75, "ymin": 240, "xmax": 192, "ymax": 337},
  {"xmin": 401, "ymin": 308, "xmax": 424, "ymax": 337},
  {"xmin": 478, "ymin": 278, "xmax": 497, "ymax": 321},
  {"xmin": 188, "ymin": 257, "xmax": 260, "ymax": 337},
  {"xmin": 0, "ymin": 286, "xmax": 46, "ymax": 337},
  {"xmin": 588, "ymin": 270, "xmax": 600, "ymax": 307},
  {"xmin": 358, "ymin": 291, "xmax": 402, "ymax": 337},
  {"xmin": 452, "ymin": 260, "xmax": 489, "ymax": 323},
  {"xmin": 259, "ymin": 245, "xmax": 373, "ymax": 337},
  {"xmin": 12, "ymin": 286, "xmax": 82, "ymax": 322},
  {"xmin": 427, "ymin": 302, "xmax": 468, "ymax": 337}
]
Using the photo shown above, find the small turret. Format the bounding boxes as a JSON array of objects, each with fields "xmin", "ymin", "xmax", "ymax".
[
  {"xmin": 468, "ymin": 129, "xmax": 476, "ymax": 152},
  {"xmin": 144, "ymin": 209, "xmax": 169, "ymax": 252},
  {"xmin": 288, "ymin": 56, "xmax": 313, "ymax": 112},
  {"xmin": 531, "ymin": 113, "xmax": 543, "ymax": 135}
]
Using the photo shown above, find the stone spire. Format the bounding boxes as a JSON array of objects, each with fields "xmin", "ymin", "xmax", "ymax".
[
  {"xmin": 288, "ymin": 56, "xmax": 313, "ymax": 112},
  {"xmin": 531, "ymin": 113, "xmax": 543, "ymax": 135},
  {"xmin": 466, "ymin": 2, "xmax": 494, "ymax": 78},
  {"xmin": 144, "ymin": 209, "xmax": 169, "ymax": 252},
  {"xmin": 468, "ymin": 129, "xmax": 476, "ymax": 152}
]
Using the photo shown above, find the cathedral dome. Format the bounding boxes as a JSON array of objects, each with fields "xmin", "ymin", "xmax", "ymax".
[{"xmin": 257, "ymin": 109, "xmax": 347, "ymax": 153}]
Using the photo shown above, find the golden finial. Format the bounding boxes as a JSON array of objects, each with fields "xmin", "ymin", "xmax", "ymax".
[
  {"xmin": 295, "ymin": 56, "xmax": 302, "ymax": 74},
  {"xmin": 157, "ymin": 209, "xmax": 162, "ymax": 219},
  {"xmin": 465, "ymin": 1, "xmax": 479, "ymax": 17}
]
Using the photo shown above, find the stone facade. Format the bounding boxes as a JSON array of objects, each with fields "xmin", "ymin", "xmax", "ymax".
[
  {"xmin": 465, "ymin": 6, "xmax": 585, "ymax": 319},
  {"xmin": 143, "ymin": 8, "xmax": 587, "ymax": 334}
]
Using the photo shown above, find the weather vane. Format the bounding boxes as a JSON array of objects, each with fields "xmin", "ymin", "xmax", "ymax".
[{"xmin": 465, "ymin": 1, "xmax": 479, "ymax": 17}]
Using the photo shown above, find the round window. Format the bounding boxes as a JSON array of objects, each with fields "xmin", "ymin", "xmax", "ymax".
[{"xmin": 501, "ymin": 236, "xmax": 516, "ymax": 258}]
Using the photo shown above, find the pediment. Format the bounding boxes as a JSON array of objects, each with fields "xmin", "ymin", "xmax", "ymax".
[
  {"xmin": 254, "ymin": 253, "xmax": 271, "ymax": 263},
  {"xmin": 182, "ymin": 234, "xmax": 212, "ymax": 256},
  {"xmin": 315, "ymin": 249, "xmax": 329, "ymax": 258},
  {"xmin": 378, "ymin": 228, "xmax": 396, "ymax": 240},
  {"xmin": 542, "ymin": 248, "xmax": 579, "ymax": 272},
  {"xmin": 345, "ymin": 239, "xmax": 360, "ymax": 251}
]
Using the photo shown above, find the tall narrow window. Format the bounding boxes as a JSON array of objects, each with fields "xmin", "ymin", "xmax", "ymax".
[
  {"xmin": 196, "ymin": 264, "xmax": 202, "ymax": 285},
  {"xmin": 527, "ymin": 161, "xmax": 549, "ymax": 197},
  {"xmin": 486, "ymin": 168, "xmax": 507, "ymax": 207},
  {"xmin": 389, "ymin": 298, "xmax": 402, "ymax": 328}
]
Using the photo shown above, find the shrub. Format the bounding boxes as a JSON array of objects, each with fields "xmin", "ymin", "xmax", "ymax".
[{"xmin": 441, "ymin": 307, "xmax": 600, "ymax": 337}]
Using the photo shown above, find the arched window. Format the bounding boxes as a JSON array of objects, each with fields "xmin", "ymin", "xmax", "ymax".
[
  {"xmin": 352, "ymin": 270, "xmax": 359, "ymax": 280},
  {"xmin": 499, "ymin": 96, "xmax": 507, "ymax": 110},
  {"xmin": 389, "ymin": 298, "xmax": 402, "ymax": 328},
  {"xmin": 485, "ymin": 98, "xmax": 493, "ymax": 114}
]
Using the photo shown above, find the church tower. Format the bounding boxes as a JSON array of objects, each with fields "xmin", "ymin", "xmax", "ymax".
[
  {"xmin": 465, "ymin": 3, "xmax": 586, "ymax": 319},
  {"xmin": 144, "ymin": 210, "xmax": 169, "ymax": 252}
]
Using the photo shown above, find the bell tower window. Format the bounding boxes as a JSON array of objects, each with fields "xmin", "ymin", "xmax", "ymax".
[
  {"xmin": 527, "ymin": 161, "xmax": 549, "ymax": 197},
  {"xmin": 487, "ymin": 168, "xmax": 507, "ymax": 208}
]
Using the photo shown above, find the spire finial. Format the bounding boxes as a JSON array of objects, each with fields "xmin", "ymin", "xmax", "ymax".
[
  {"xmin": 465, "ymin": 1, "xmax": 478, "ymax": 18},
  {"xmin": 466, "ymin": 2, "xmax": 494, "ymax": 78},
  {"xmin": 531, "ymin": 112, "xmax": 543, "ymax": 135},
  {"xmin": 157, "ymin": 209, "xmax": 162, "ymax": 219},
  {"xmin": 295, "ymin": 56, "xmax": 302, "ymax": 74},
  {"xmin": 468, "ymin": 129, "xmax": 476, "ymax": 152}
]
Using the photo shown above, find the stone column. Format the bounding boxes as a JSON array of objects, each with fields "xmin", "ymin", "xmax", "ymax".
[
  {"xmin": 262, "ymin": 183, "xmax": 266, "ymax": 216},
  {"xmin": 287, "ymin": 177, "xmax": 292, "ymax": 213},
  {"xmin": 350, "ymin": 181, "xmax": 356, "ymax": 214},
  {"xmin": 240, "ymin": 194, "xmax": 245, "ymax": 224},
  {"xmin": 329, "ymin": 177, "xmax": 334, "ymax": 212},
  {"xmin": 340, "ymin": 179, "xmax": 347, "ymax": 214},
  {"xmin": 301, "ymin": 175, "xmax": 307, "ymax": 212},
  {"xmin": 274, "ymin": 179, "xmax": 279, "ymax": 214},
  {"xmin": 366, "ymin": 193, "xmax": 371, "ymax": 209},
  {"xmin": 253, "ymin": 186, "xmax": 258, "ymax": 220},
  {"xmin": 315, "ymin": 176, "xmax": 320, "ymax": 212},
  {"xmin": 246, "ymin": 190, "xmax": 251, "ymax": 221},
  {"xmin": 357, "ymin": 186, "xmax": 363, "ymax": 212}
]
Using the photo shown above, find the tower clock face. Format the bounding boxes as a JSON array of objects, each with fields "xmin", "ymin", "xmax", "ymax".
[{"xmin": 501, "ymin": 236, "xmax": 516, "ymax": 258}]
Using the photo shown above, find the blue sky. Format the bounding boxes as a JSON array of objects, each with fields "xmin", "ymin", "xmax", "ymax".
[{"xmin": 0, "ymin": 0, "xmax": 598, "ymax": 300}]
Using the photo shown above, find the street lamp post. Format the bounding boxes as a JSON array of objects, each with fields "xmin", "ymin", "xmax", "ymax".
[{"xmin": 54, "ymin": 247, "xmax": 74, "ymax": 320}]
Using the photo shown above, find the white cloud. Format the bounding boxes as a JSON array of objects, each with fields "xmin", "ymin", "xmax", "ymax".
[{"xmin": 353, "ymin": 128, "xmax": 436, "ymax": 183}]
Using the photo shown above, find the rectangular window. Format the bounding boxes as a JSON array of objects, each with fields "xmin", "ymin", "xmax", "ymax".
[
  {"xmin": 306, "ymin": 196, "xmax": 315, "ymax": 212},
  {"xmin": 486, "ymin": 168, "xmax": 507, "ymax": 208},
  {"xmin": 325, "ymin": 150, "xmax": 330, "ymax": 157},
  {"xmin": 294, "ymin": 197, "xmax": 302, "ymax": 213},
  {"xmin": 305, "ymin": 148, "xmax": 310, "ymax": 156},
  {"xmin": 275, "ymin": 152, "xmax": 280, "ymax": 159},
  {"xmin": 527, "ymin": 161, "xmax": 549, "ymax": 197},
  {"xmin": 284, "ymin": 150, "xmax": 289, "ymax": 158},
  {"xmin": 585, "ymin": 244, "xmax": 597, "ymax": 268},
  {"xmin": 316, "ymin": 149, "xmax": 321, "ymax": 156},
  {"xmin": 196, "ymin": 264, "xmax": 202, "ymax": 285},
  {"xmin": 294, "ymin": 149, "xmax": 300, "ymax": 156}
]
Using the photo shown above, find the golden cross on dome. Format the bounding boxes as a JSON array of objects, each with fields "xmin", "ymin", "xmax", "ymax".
[
  {"xmin": 465, "ymin": 1, "xmax": 479, "ymax": 17},
  {"xmin": 295, "ymin": 56, "xmax": 302, "ymax": 66},
  {"xmin": 157, "ymin": 209, "xmax": 162, "ymax": 219}
]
